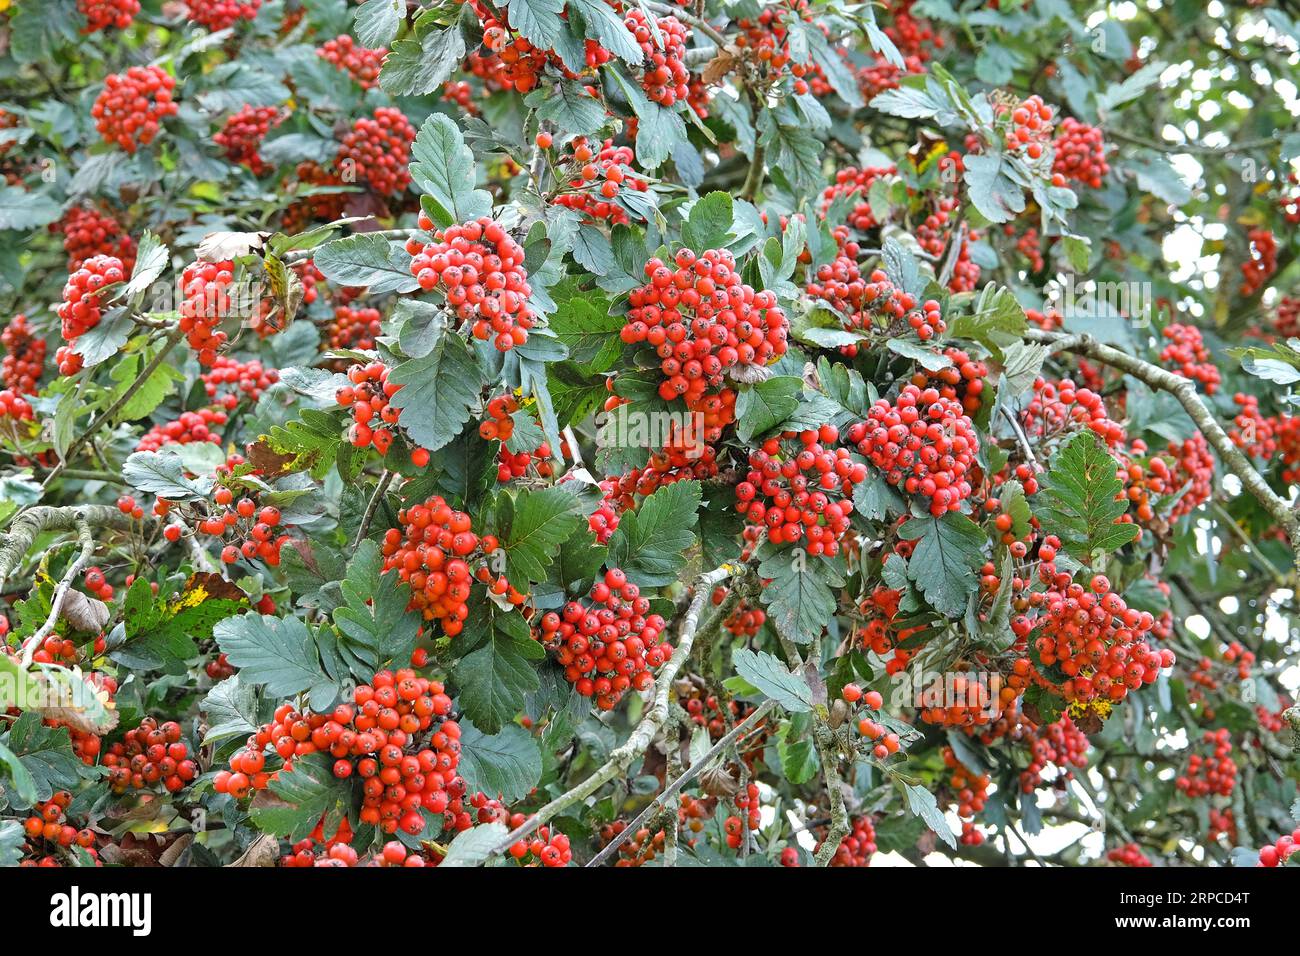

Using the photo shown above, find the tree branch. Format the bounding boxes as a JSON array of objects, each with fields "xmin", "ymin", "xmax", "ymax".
[
  {"xmin": 1025, "ymin": 329, "xmax": 1300, "ymax": 556},
  {"xmin": 0, "ymin": 505, "xmax": 138, "ymax": 592}
]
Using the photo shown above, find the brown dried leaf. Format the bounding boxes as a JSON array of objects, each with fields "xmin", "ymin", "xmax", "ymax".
[
  {"xmin": 59, "ymin": 590, "xmax": 109, "ymax": 633},
  {"xmin": 701, "ymin": 49, "xmax": 739, "ymax": 86},
  {"xmin": 185, "ymin": 571, "xmax": 248, "ymax": 604},
  {"xmin": 700, "ymin": 764, "xmax": 739, "ymax": 797},
  {"xmin": 227, "ymin": 832, "xmax": 280, "ymax": 867},
  {"xmin": 247, "ymin": 438, "xmax": 299, "ymax": 479}
]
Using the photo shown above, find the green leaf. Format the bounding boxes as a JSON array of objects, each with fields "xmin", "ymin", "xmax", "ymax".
[
  {"xmin": 777, "ymin": 715, "xmax": 819, "ymax": 784},
  {"xmin": 387, "ymin": 333, "xmax": 487, "ymax": 453},
  {"xmin": 266, "ymin": 408, "xmax": 354, "ymax": 480},
  {"xmin": 379, "ymin": 23, "xmax": 467, "ymax": 96},
  {"xmin": 354, "ymin": 0, "xmax": 404, "ymax": 46},
  {"xmin": 120, "ymin": 231, "xmax": 169, "ymax": 302},
  {"xmin": 409, "ymin": 114, "xmax": 494, "ymax": 229},
  {"xmin": 963, "ymin": 153, "xmax": 1027, "ymax": 224},
  {"xmin": 249, "ymin": 752, "xmax": 353, "ymax": 842},
  {"xmin": 0, "ymin": 186, "xmax": 60, "ymax": 231},
  {"xmin": 735, "ymin": 377, "xmax": 801, "ymax": 441},
  {"xmin": 526, "ymin": 78, "xmax": 607, "ymax": 137},
  {"xmin": 213, "ymin": 613, "xmax": 337, "ymax": 703},
  {"xmin": 457, "ymin": 720, "xmax": 542, "ymax": 803},
  {"xmin": 122, "ymin": 451, "xmax": 211, "ymax": 502},
  {"xmin": 548, "ymin": 288, "xmax": 622, "ymax": 372},
  {"xmin": 109, "ymin": 350, "xmax": 182, "ymax": 424},
  {"xmin": 499, "ymin": 486, "xmax": 583, "ymax": 590},
  {"xmin": 607, "ymin": 480, "xmax": 701, "ymax": 586},
  {"xmin": 1034, "ymin": 430, "xmax": 1139, "ymax": 564},
  {"xmin": 898, "ymin": 512, "xmax": 986, "ymax": 617},
  {"xmin": 1, "ymin": 714, "xmax": 96, "ymax": 807},
  {"xmin": 9, "ymin": 0, "xmax": 83, "ymax": 64},
  {"xmin": 757, "ymin": 548, "xmax": 844, "ymax": 645},
  {"xmin": 452, "ymin": 600, "xmax": 544, "ymax": 734},
  {"xmin": 313, "ymin": 234, "xmax": 420, "ymax": 295},
  {"xmin": 0, "ymin": 741, "xmax": 37, "ymax": 807},
  {"xmin": 440, "ymin": 821, "xmax": 507, "ymax": 866},
  {"xmin": 0, "ymin": 820, "xmax": 24, "ymax": 867},
  {"xmin": 901, "ymin": 781, "xmax": 958, "ymax": 850},
  {"xmin": 333, "ymin": 540, "xmax": 421, "ymax": 677},
  {"xmin": 199, "ymin": 675, "xmax": 263, "ymax": 746},
  {"xmin": 568, "ymin": 0, "xmax": 641, "ymax": 63},
  {"xmin": 681, "ymin": 192, "xmax": 735, "ymax": 251},
  {"xmin": 731, "ymin": 649, "xmax": 812, "ymax": 713}
]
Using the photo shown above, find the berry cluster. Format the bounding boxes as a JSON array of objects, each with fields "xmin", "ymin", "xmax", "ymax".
[
  {"xmin": 188, "ymin": 482, "xmax": 287, "ymax": 566},
  {"xmin": 317, "ymin": 35, "xmax": 385, "ymax": 89},
  {"xmin": 337, "ymin": 108, "xmax": 415, "ymax": 197},
  {"xmin": 819, "ymin": 165, "xmax": 897, "ymax": 231},
  {"xmin": 201, "ymin": 356, "xmax": 279, "ymax": 407},
  {"xmin": 724, "ymin": 782, "xmax": 762, "ymax": 849},
  {"xmin": 1029, "ymin": 572, "xmax": 1171, "ymax": 707},
  {"xmin": 479, "ymin": 392, "xmax": 518, "ymax": 442},
  {"xmin": 1106, "ymin": 843, "xmax": 1152, "ymax": 867},
  {"xmin": 943, "ymin": 746, "xmax": 990, "ymax": 844},
  {"xmin": 82, "ymin": 566, "xmax": 115, "ymax": 602},
  {"xmin": 55, "ymin": 205, "xmax": 136, "ymax": 273},
  {"xmin": 848, "ymin": 383, "xmax": 979, "ymax": 516},
  {"xmin": 381, "ymin": 493, "xmax": 512, "ymax": 636},
  {"xmin": 214, "ymin": 105, "xmax": 280, "ymax": 175},
  {"xmin": 327, "ymin": 304, "xmax": 383, "ymax": 352},
  {"xmin": 179, "ymin": 259, "xmax": 241, "ymax": 365},
  {"xmin": 218, "ymin": 670, "xmax": 461, "ymax": 837},
  {"xmin": 1003, "ymin": 94, "xmax": 1055, "ymax": 163},
  {"xmin": 1240, "ymin": 228, "xmax": 1277, "ymax": 297},
  {"xmin": 1021, "ymin": 376, "xmax": 1126, "ymax": 448},
  {"xmin": 735, "ymin": 427, "xmax": 866, "ymax": 554},
  {"xmin": 1052, "ymin": 117, "xmax": 1109, "ymax": 188},
  {"xmin": 57, "ymin": 255, "xmax": 126, "ymax": 373},
  {"xmin": 408, "ymin": 215, "xmax": 535, "ymax": 351},
  {"xmin": 825, "ymin": 814, "xmax": 877, "ymax": 867},
  {"xmin": 911, "ymin": 347, "xmax": 988, "ymax": 416},
  {"xmin": 78, "ymin": 0, "xmax": 140, "ymax": 33},
  {"xmin": 136, "ymin": 407, "xmax": 227, "ymax": 452},
  {"xmin": 21, "ymin": 792, "xmax": 96, "ymax": 864},
  {"xmin": 625, "ymin": 10, "xmax": 689, "ymax": 106},
  {"xmin": 1159, "ymin": 323, "xmax": 1220, "ymax": 394},
  {"xmin": 1258, "ymin": 828, "xmax": 1300, "ymax": 867},
  {"xmin": 623, "ymin": 248, "xmax": 788, "ymax": 403},
  {"xmin": 1176, "ymin": 728, "xmax": 1237, "ymax": 798},
  {"xmin": 1228, "ymin": 392, "xmax": 1276, "ymax": 459},
  {"xmin": 535, "ymin": 568, "xmax": 669, "ymax": 710},
  {"xmin": 103, "ymin": 718, "xmax": 198, "ymax": 793},
  {"xmin": 1, "ymin": 314, "xmax": 45, "ymax": 395},
  {"xmin": 92, "ymin": 66, "xmax": 178, "ymax": 153},
  {"xmin": 551, "ymin": 137, "xmax": 648, "ymax": 226},
  {"xmin": 183, "ymin": 0, "xmax": 261, "ymax": 31},
  {"xmin": 336, "ymin": 361, "xmax": 401, "ymax": 455},
  {"xmin": 842, "ymin": 683, "xmax": 903, "ymax": 759},
  {"xmin": 507, "ymin": 824, "xmax": 573, "ymax": 867},
  {"xmin": 806, "ymin": 256, "xmax": 945, "ymax": 349}
]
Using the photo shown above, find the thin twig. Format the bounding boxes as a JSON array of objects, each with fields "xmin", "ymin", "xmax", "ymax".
[
  {"xmin": 585, "ymin": 698, "xmax": 776, "ymax": 867},
  {"xmin": 356, "ymin": 470, "xmax": 394, "ymax": 544}
]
